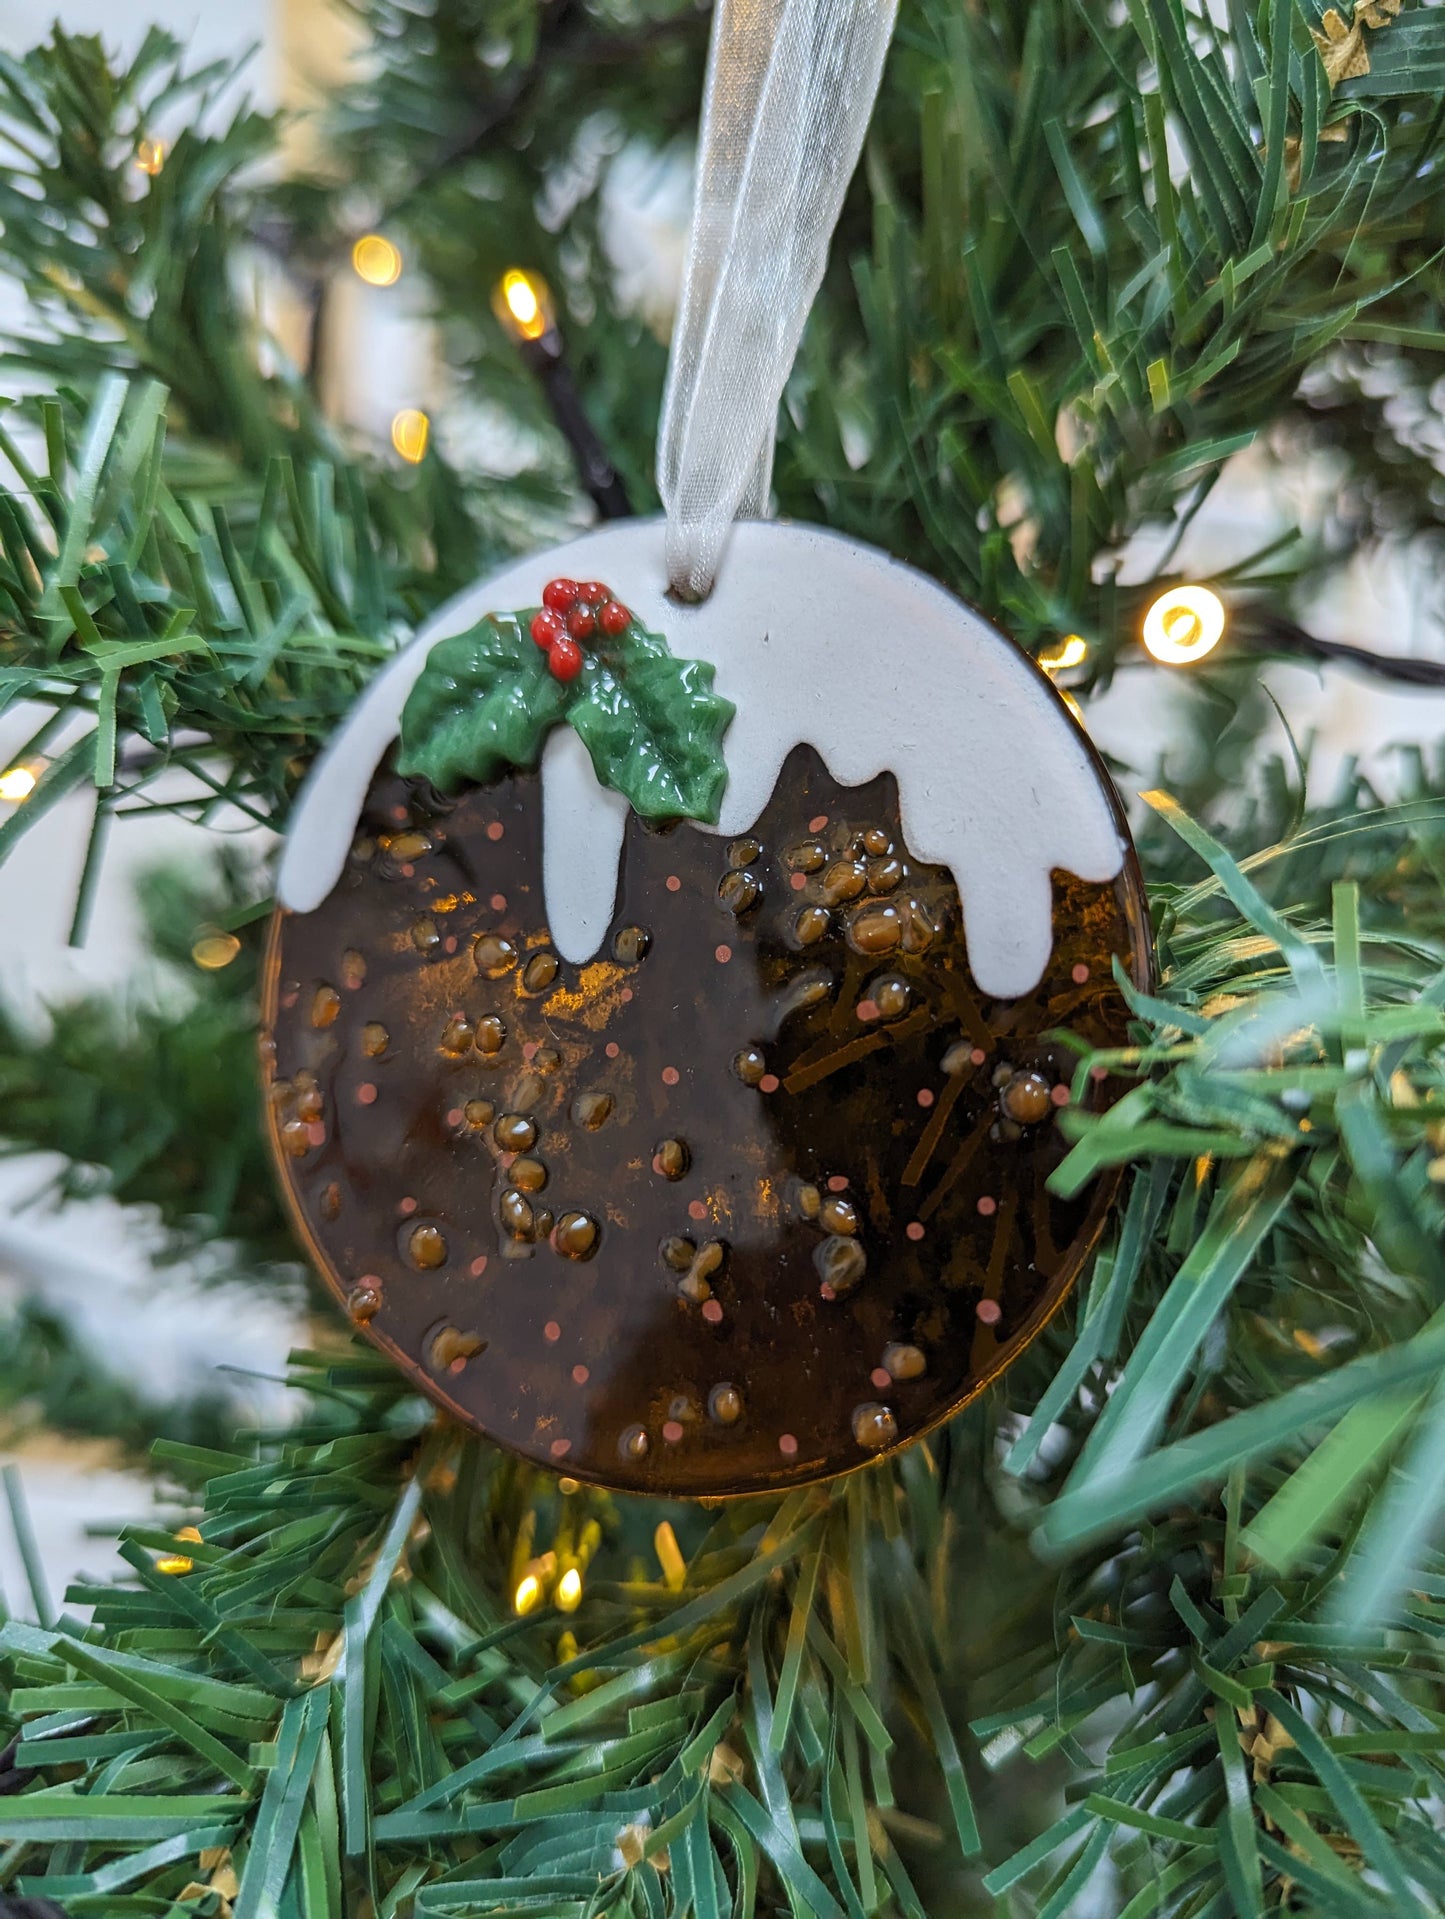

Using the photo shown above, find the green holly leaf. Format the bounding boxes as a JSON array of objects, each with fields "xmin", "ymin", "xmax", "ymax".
[
  {"xmin": 395, "ymin": 613, "xmax": 572, "ymax": 791},
  {"xmin": 567, "ymin": 616, "xmax": 734, "ymax": 822}
]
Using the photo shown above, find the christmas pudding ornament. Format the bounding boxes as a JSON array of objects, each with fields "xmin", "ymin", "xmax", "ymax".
[
  {"xmin": 262, "ymin": 520, "xmax": 1150, "ymax": 1494},
  {"xmin": 260, "ymin": 0, "xmax": 1152, "ymax": 1494}
]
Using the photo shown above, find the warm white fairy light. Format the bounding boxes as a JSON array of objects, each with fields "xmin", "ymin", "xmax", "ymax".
[
  {"xmin": 352, "ymin": 234, "xmax": 403, "ymax": 288},
  {"xmin": 496, "ymin": 268, "xmax": 551, "ymax": 343},
  {"xmin": 391, "ymin": 409, "xmax": 430, "ymax": 465},
  {"xmin": 1142, "ymin": 585, "xmax": 1225, "ymax": 665},
  {"xmin": 135, "ymin": 137, "xmax": 166, "ymax": 177},
  {"xmin": 513, "ymin": 1572, "xmax": 542, "ymax": 1616},
  {"xmin": 1038, "ymin": 633, "xmax": 1088, "ymax": 673},
  {"xmin": 654, "ymin": 1521, "xmax": 686, "ymax": 1591},
  {"xmin": 191, "ymin": 931, "xmax": 241, "ymax": 971},
  {"xmin": 0, "ymin": 764, "xmax": 37, "ymax": 802},
  {"xmin": 156, "ymin": 1526, "xmax": 202, "ymax": 1576},
  {"xmin": 556, "ymin": 1566, "xmax": 583, "ymax": 1612}
]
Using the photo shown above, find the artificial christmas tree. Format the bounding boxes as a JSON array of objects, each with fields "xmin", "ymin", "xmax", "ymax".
[{"xmin": 0, "ymin": 3, "xmax": 1443, "ymax": 1913}]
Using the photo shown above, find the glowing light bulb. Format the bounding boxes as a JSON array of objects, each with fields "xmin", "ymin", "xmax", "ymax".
[
  {"xmin": 654, "ymin": 1521, "xmax": 686, "ymax": 1591},
  {"xmin": 135, "ymin": 137, "xmax": 166, "ymax": 177},
  {"xmin": 1038, "ymin": 634, "xmax": 1088, "ymax": 673},
  {"xmin": 556, "ymin": 1566, "xmax": 583, "ymax": 1612},
  {"xmin": 513, "ymin": 1572, "xmax": 542, "ymax": 1616},
  {"xmin": 191, "ymin": 931, "xmax": 241, "ymax": 971},
  {"xmin": 497, "ymin": 268, "xmax": 550, "ymax": 343},
  {"xmin": 391, "ymin": 409, "xmax": 430, "ymax": 465},
  {"xmin": 352, "ymin": 234, "xmax": 403, "ymax": 288},
  {"xmin": 0, "ymin": 765, "xmax": 37, "ymax": 802},
  {"xmin": 156, "ymin": 1525, "xmax": 203, "ymax": 1576},
  {"xmin": 1142, "ymin": 585, "xmax": 1225, "ymax": 666}
]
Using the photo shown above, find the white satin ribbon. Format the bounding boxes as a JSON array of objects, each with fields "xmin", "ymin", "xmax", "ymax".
[{"xmin": 657, "ymin": 0, "xmax": 898, "ymax": 601}]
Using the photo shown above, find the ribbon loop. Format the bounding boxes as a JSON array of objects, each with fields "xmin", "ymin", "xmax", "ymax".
[{"xmin": 658, "ymin": 0, "xmax": 898, "ymax": 601}]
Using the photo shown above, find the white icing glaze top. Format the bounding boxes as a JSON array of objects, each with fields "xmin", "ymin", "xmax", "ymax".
[{"xmin": 278, "ymin": 519, "xmax": 1126, "ymax": 998}]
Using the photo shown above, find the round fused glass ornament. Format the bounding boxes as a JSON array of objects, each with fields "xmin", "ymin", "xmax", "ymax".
[{"xmin": 261, "ymin": 521, "xmax": 1150, "ymax": 1495}]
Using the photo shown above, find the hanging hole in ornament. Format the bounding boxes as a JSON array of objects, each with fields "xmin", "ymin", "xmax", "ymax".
[{"xmin": 665, "ymin": 573, "xmax": 713, "ymax": 608}]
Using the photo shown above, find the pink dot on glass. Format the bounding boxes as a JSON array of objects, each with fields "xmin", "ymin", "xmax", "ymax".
[
  {"xmin": 470, "ymin": 1256, "xmax": 488, "ymax": 1277},
  {"xmin": 621, "ymin": 986, "xmax": 634, "ymax": 1003},
  {"xmin": 1051, "ymin": 1084, "xmax": 1071, "ymax": 1107},
  {"xmin": 399, "ymin": 1195, "xmax": 417, "ymax": 1215},
  {"xmin": 666, "ymin": 874, "xmax": 681, "ymax": 893},
  {"xmin": 790, "ymin": 872, "xmax": 807, "ymax": 892},
  {"xmin": 662, "ymin": 1420, "xmax": 684, "ymax": 1444},
  {"xmin": 1091, "ymin": 1064, "xmax": 1110, "ymax": 1083},
  {"xmin": 906, "ymin": 1221, "xmax": 925, "ymax": 1242},
  {"xmin": 449, "ymin": 1357, "xmax": 466, "ymax": 1376},
  {"xmin": 977, "ymin": 1195, "xmax": 997, "ymax": 1217},
  {"xmin": 828, "ymin": 1176, "xmax": 849, "ymax": 1193},
  {"xmin": 970, "ymin": 1047, "xmax": 987, "ymax": 1066},
  {"xmin": 281, "ymin": 991, "xmax": 298, "ymax": 1009},
  {"xmin": 391, "ymin": 806, "xmax": 408, "ymax": 823},
  {"xmin": 357, "ymin": 1082, "xmax": 377, "ymax": 1106},
  {"xmin": 399, "ymin": 863, "xmax": 414, "ymax": 879},
  {"xmin": 446, "ymin": 1108, "xmax": 464, "ymax": 1128},
  {"xmin": 605, "ymin": 1042, "xmax": 620, "ymax": 1059},
  {"xmin": 543, "ymin": 1320, "xmax": 561, "ymax": 1343},
  {"xmin": 871, "ymin": 1367, "xmax": 892, "ymax": 1389},
  {"xmin": 917, "ymin": 1088, "xmax": 935, "ymax": 1109},
  {"xmin": 857, "ymin": 999, "xmax": 879, "ymax": 1022},
  {"xmin": 572, "ymin": 1364, "xmax": 590, "ymax": 1385},
  {"xmin": 715, "ymin": 944, "xmax": 732, "ymax": 964},
  {"xmin": 977, "ymin": 1299, "xmax": 1002, "ymax": 1326},
  {"xmin": 486, "ymin": 821, "xmax": 504, "ymax": 842},
  {"xmin": 702, "ymin": 1299, "xmax": 723, "ymax": 1324},
  {"xmin": 809, "ymin": 815, "xmax": 828, "ymax": 833},
  {"xmin": 819, "ymin": 1282, "xmax": 836, "ymax": 1301},
  {"xmin": 306, "ymin": 1122, "xmax": 326, "ymax": 1146},
  {"xmin": 550, "ymin": 1438, "xmax": 571, "ymax": 1459},
  {"xmin": 523, "ymin": 1040, "xmax": 539, "ymax": 1059},
  {"xmin": 688, "ymin": 1199, "xmax": 708, "ymax": 1222},
  {"xmin": 491, "ymin": 893, "xmax": 507, "ymax": 912},
  {"xmin": 662, "ymin": 1066, "xmax": 680, "ymax": 1086},
  {"xmin": 1072, "ymin": 963, "xmax": 1091, "ymax": 984},
  {"xmin": 758, "ymin": 1074, "xmax": 780, "ymax": 1094},
  {"xmin": 444, "ymin": 936, "xmax": 458, "ymax": 954},
  {"xmin": 778, "ymin": 1433, "xmax": 799, "ymax": 1457}
]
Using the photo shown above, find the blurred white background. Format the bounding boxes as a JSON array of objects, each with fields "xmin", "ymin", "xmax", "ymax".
[{"xmin": 0, "ymin": 0, "xmax": 1442, "ymax": 1620}]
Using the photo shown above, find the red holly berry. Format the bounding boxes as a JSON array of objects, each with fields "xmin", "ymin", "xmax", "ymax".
[
  {"xmin": 530, "ymin": 609, "xmax": 565, "ymax": 650},
  {"xmin": 542, "ymin": 578, "xmax": 579, "ymax": 613},
  {"xmin": 548, "ymin": 636, "xmax": 584, "ymax": 682},
  {"xmin": 566, "ymin": 603, "xmax": 597, "ymax": 641},
  {"xmin": 599, "ymin": 599, "xmax": 630, "ymax": 637},
  {"xmin": 577, "ymin": 581, "xmax": 609, "ymax": 607}
]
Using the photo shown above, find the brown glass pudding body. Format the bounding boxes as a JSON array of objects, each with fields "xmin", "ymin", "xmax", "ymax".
[{"xmin": 262, "ymin": 744, "xmax": 1150, "ymax": 1496}]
